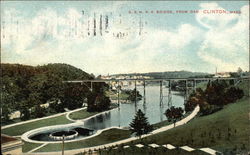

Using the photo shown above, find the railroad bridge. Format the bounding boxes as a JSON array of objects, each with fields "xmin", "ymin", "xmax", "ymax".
[{"xmin": 64, "ymin": 76, "xmax": 249, "ymax": 108}]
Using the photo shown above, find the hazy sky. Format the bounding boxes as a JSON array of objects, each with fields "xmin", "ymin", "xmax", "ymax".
[{"xmin": 1, "ymin": 1, "xmax": 249, "ymax": 75}]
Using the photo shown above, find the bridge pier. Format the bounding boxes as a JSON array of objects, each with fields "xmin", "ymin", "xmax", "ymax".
[
  {"xmin": 160, "ymin": 80, "xmax": 163, "ymax": 106},
  {"xmin": 90, "ymin": 82, "xmax": 93, "ymax": 92},
  {"xmin": 194, "ymin": 80, "xmax": 196, "ymax": 92},
  {"xmin": 135, "ymin": 80, "xmax": 137, "ymax": 106},
  {"xmin": 168, "ymin": 80, "xmax": 172, "ymax": 107},
  {"xmin": 184, "ymin": 80, "xmax": 188, "ymax": 103},
  {"xmin": 117, "ymin": 81, "xmax": 120, "ymax": 110},
  {"xmin": 143, "ymin": 80, "xmax": 146, "ymax": 105},
  {"xmin": 160, "ymin": 104, "xmax": 163, "ymax": 121}
]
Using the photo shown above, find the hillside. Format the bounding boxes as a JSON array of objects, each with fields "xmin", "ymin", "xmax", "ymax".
[
  {"xmin": 130, "ymin": 80, "xmax": 250, "ymax": 154},
  {"xmin": 1, "ymin": 63, "xmax": 92, "ymax": 123},
  {"xmin": 1, "ymin": 63, "xmax": 91, "ymax": 81}
]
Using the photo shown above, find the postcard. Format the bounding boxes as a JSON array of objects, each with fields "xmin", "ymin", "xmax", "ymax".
[{"xmin": 1, "ymin": 1, "xmax": 249, "ymax": 155}]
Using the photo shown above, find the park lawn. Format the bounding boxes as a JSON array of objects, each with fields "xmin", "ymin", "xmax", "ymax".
[
  {"xmin": 237, "ymin": 79, "xmax": 249, "ymax": 95},
  {"xmin": 1, "ymin": 114, "xmax": 71, "ymax": 136},
  {"xmin": 35, "ymin": 128, "xmax": 131, "ymax": 152},
  {"xmin": 131, "ymin": 96, "xmax": 249, "ymax": 153},
  {"xmin": 106, "ymin": 90, "xmax": 129, "ymax": 100},
  {"xmin": 69, "ymin": 109, "xmax": 99, "ymax": 120},
  {"xmin": 97, "ymin": 145, "xmax": 208, "ymax": 155},
  {"xmin": 153, "ymin": 111, "xmax": 191, "ymax": 129},
  {"xmin": 22, "ymin": 141, "xmax": 43, "ymax": 153}
]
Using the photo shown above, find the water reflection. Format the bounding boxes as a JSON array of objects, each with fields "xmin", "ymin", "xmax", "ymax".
[{"xmin": 83, "ymin": 85, "xmax": 184, "ymax": 130}]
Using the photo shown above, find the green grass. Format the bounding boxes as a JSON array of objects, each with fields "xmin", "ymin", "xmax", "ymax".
[
  {"xmin": 97, "ymin": 145, "xmax": 208, "ymax": 155},
  {"xmin": 2, "ymin": 110, "xmax": 67, "ymax": 126},
  {"xmin": 132, "ymin": 97, "xmax": 249, "ymax": 153},
  {"xmin": 153, "ymin": 111, "xmax": 191, "ymax": 129},
  {"xmin": 106, "ymin": 90, "xmax": 129, "ymax": 100},
  {"xmin": 69, "ymin": 109, "xmax": 99, "ymax": 120},
  {"xmin": 35, "ymin": 129, "xmax": 131, "ymax": 152},
  {"xmin": 22, "ymin": 141, "xmax": 43, "ymax": 153},
  {"xmin": 237, "ymin": 79, "xmax": 249, "ymax": 96},
  {"xmin": 2, "ymin": 114, "xmax": 71, "ymax": 136}
]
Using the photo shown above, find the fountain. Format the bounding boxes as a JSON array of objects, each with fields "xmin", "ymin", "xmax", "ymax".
[{"xmin": 49, "ymin": 130, "xmax": 78, "ymax": 141}]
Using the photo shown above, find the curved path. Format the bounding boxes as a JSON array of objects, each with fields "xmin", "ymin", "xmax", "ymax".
[
  {"xmin": 65, "ymin": 107, "xmax": 87, "ymax": 122},
  {"xmin": 24, "ymin": 105, "xmax": 200, "ymax": 155},
  {"xmin": 2, "ymin": 107, "xmax": 87, "ymax": 130},
  {"xmin": 22, "ymin": 107, "xmax": 120, "ymax": 144}
]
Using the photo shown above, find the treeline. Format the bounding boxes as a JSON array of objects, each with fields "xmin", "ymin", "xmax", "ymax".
[
  {"xmin": 185, "ymin": 80, "xmax": 244, "ymax": 115},
  {"xmin": 113, "ymin": 71, "xmax": 211, "ymax": 79},
  {"xmin": 1, "ymin": 63, "xmax": 110, "ymax": 123}
]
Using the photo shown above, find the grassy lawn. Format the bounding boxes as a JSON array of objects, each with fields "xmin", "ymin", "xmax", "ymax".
[
  {"xmin": 106, "ymin": 90, "xmax": 129, "ymax": 100},
  {"xmin": 153, "ymin": 111, "xmax": 191, "ymax": 129},
  {"xmin": 2, "ymin": 114, "xmax": 71, "ymax": 136},
  {"xmin": 96, "ymin": 145, "xmax": 208, "ymax": 155},
  {"xmin": 22, "ymin": 141, "xmax": 43, "ymax": 153},
  {"xmin": 130, "ymin": 97, "xmax": 249, "ymax": 154},
  {"xmin": 2, "ymin": 111, "xmax": 65, "ymax": 126},
  {"xmin": 69, "ymin": 109, "xmax": 99, "ymax": 120},
  {"xmin": 35, "ymin": 129, "xmax": 131, "ymax": 152}
]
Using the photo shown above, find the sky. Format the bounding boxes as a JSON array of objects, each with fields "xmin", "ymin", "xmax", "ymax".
[{"xmin": 1, "ymin": 1, "xmax": 249, "ymax": 75}]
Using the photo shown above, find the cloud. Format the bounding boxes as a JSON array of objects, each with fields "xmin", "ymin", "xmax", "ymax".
[
  {"xmin": 1, "ymin": 2, "xmax": 248, "ymax": 74},
  {"xmin": 1, "ymin": 5, "xmax": 203, "ymax": 74},
  {"xmin": 196, "ymin": 3, "xmax": 239, "ymax": 30},
  {"xmin": 197, "ymin": 3, "xmax": 249, "ymax": 72}
]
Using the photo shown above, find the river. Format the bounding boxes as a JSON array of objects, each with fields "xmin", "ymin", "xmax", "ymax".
[{"xmin": 83, "ymin": 85, "xmax": 184, "ymax": 130}]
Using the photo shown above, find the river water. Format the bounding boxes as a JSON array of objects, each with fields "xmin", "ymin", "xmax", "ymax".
[{"xmin": 83, "ymin": 85, "xmax": 184, "ymax": 130}]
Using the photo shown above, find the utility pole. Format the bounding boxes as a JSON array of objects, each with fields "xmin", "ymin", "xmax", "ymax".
[{"xmin": 62, "ymin": 135, "xmax": 65, "ymax": 155}]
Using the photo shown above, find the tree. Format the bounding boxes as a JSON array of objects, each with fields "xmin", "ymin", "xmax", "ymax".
[
  {"xmin": 127, "ymin": 89, "xmax": 142, "ymax": 101},
  {"xmin": 86, "ymin": 82, "xmax": 110, "ymax": 112},
  {"xmin": 20, "ymin": 103, "xmax": 31, "ymax": 121},
  {"xmin": 205, "ymin": 80, "xmax": 228, "ymax": 107},
  {"xmin": 31, "ymin": 105, "xmax": 46, "ymax": 118},
  {"xmin": 60, "ymin": 84, "xmax": 87, "ymax": 110},
  {"xmin": 87, "ymin": 91, "xmax": 111, "ymax": 112},
  {"xmin": 1, "ymin": 91, "xmax": 15, "ymax": 123},
  {"xmin": 165, "ymin": 106, "xmax": 184, "ymax": 127},
  {"xmin": 129, "ymin": 109, "xmax": 153, "ymax": 139}
]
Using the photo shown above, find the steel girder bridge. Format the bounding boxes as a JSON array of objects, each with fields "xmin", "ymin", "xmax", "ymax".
[{"xmin": 64, "ymin": 76, "xmax": 249, "ymax": 108}]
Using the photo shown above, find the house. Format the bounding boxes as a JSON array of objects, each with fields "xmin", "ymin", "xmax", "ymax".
[{"xmin": 214, "ymin": 72, "xmax": 231, "ymax": 78}]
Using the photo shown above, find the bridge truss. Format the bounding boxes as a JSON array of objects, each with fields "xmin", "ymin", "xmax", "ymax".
[{"xmin": 64, "ymin": 76, "xmax": 249, "ymax": 108}]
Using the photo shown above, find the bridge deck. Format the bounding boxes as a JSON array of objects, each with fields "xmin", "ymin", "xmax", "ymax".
[{"xmin": 64, "ymin": 76, "xmax": 249, "ymax": 83}]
